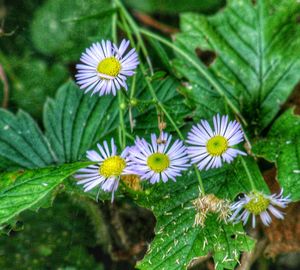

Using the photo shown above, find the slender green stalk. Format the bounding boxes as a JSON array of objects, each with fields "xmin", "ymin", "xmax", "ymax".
[
  {"xmin": 129, "ymin": 74, "xmax": 137, "ymax": 99},
  {"xmin": 115, "ymin": 0, "xmax": 153, "ymax": 75},
  {"xmin": 240, "ymin": 156, "xmax": 257, "ymax": 191},
  {"xmin": 194, "ymin": 165, "xmax": 205, "ymax": 194},
  {"xmin": 112, "ymin": 4, "xmax": 127, "ymax": 148},
  {"xmin": 116, "ymin": 2, "xmax": 206, "ymax": 194},
  {"xmin": 139, "ymin": 28, "xmax": 247, "ymax": 127},
  {"xmin": 118, "ymin": 92, "xmax": 126, "ymax": 148}
]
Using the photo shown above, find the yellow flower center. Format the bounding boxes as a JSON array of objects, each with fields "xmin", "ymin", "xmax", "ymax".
[
  {"xmin": 97, "ymin": 57, "xmax": 121, "ymax": 78},
  {"xmin": 147, "ymin": 153, "xmax": 170, "ymax": 173},
  {"xmin": 99, "ymin": 156, "xmax": 126, "ymax": 178},
  {"xmin": 206, "ymin": 135, "xmax": 228, "ymax": 156},
  {"xmin": 244, "ymin": 193, "xmax": 270, "ymax": 215}
]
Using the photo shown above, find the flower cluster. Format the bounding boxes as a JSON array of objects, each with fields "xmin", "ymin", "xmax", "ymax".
[{"xmin": 74, "ymin": 39, "xmax": 291, "ymax": 228}]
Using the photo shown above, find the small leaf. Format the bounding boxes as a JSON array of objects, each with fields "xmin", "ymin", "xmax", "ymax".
[{"xmin": 253, "ymin": 109, "xmax": 300, "ymax": 201}]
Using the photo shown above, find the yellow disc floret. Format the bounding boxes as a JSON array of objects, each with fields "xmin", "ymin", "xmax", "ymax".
[
  {"xmin": 244, "ymin": 192, "xmax": 270, "ymax": 215},
  {"xmin": 147, "ymin": 153, "xmax": 170, "ymax": 173},
  {"xmin": 97, "ymin": 57, "xmax": 121, "ymax": 77},
  {"xmin": 206, "ymin": 135, "xmax": 228, "ymax": 156},
  {"xmin": 99, "ymin": 156, "xmax": 126, "ymax": 178}
]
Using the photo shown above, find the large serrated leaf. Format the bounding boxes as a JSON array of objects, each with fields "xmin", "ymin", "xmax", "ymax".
[
  {"xmin": 175, "ymin": 0, "xmax": 300, "ymax": 131},
  {"xmin": 43, "ymin": 80, "xmax": 120, "ymax": 163},
  {"xmin": 0, "ymin": 76, "xmax": 188, "ymax": 169},
  {"xmin": 136, "ymin": 156, "xmax": 268, "ymax": 270},
  {"xmin": 253, "ymin": 109, "xmax": 300, "ymax": 201},
  {"xmin": 0, "ymin": 161, "xmax": 92, "ymax": 226}
]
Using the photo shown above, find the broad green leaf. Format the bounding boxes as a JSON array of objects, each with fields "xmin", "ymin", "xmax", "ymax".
[
  {"xmin": 253, "ymin": 109, "xmax": 300, "ymax": 201},
  {"xmin": 136, "ymin": 156, "xmax": 268, "ymax": 270},
  {"xmin": 0, "ymin": 110, "xmax": 56, "ymax": 169},
  {"xmin": 175, "ymin": 0, "xmax": 300, "ymax": 131},
  {"xmin": 0, "ymin": 76, "xmax": 188, "ymax": 169},
  {"xmin": 43, "ymin": 80, "xmax": 120, "ymax": 164},
  {"xmin": 0, "ymin": 161, "xmax": 92, "ymax": 226},
  {"xmin": 30, "ymin": 0, "xmax": 113, "ymax": 61}
]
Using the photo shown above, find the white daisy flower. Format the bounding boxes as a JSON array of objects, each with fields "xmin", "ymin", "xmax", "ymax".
[
  {"xmin": 74, "ymin": 138, "xmax": 131, "ymax": 201},
  {"xmin": 75, "ymin": 39, "xmax": 139, "ymax": 96},
  {"xmin": 230, "ymin": 189, "xmax": 291, "ymax": 228},
  {"xmin": 187, "ymin": 114, "xmax": 246, "ymax": 170},
  {"xmin": 127, "ymin": 132, "xmax": 190, "ymax": 184}
]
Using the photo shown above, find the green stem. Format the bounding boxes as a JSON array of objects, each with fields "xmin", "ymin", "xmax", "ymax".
[
  {"xmin": 116, "ymin": 3, "xmax": 206, "ymax": 194},
  {"xmin": 240, "ymin": 156, "xmax": 257, "ymax": 191},
  {"xmin": 139, "ymin": 28, "xmax": 247, "ymax": 127},
  {"xmin": 194, "ymin": 165, "xmax": 205, "ymax": 195},
  {"xmin": 118, "ymin": 92, "xmax": 126, "ymax": 149},
  {"xmin": 115, "ymin": 0, "xmax": 153, "ymax": 75},
  {"xmin": 129, "ymin": 73, "xmax": 137, "ymax": 99},
  {"xmin": 112, "ymin": 5, "xmax": 126, "ymax": 148},
  {"xmin": 139, "ymin": 51, "xmax": 206, "ymax": 194}
]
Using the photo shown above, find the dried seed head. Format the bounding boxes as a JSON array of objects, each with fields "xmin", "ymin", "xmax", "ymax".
[
  {"xmin": 121, "ymin": 174, "xmax": 142, "ymax": 191},
  {"xmin": 193, "ymin": 194, "xmax": 231, "ymax": 227}
]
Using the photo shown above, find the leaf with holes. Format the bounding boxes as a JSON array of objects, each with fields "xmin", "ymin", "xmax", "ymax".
[
  {"xmin": 253, "ymin": 109, "xmax": 300, "ymax": 201},
  {"xmin": 0, "ymin": 161, "xmax": 92, "ymax": 226},
  {"xmin": 175, "ymin": 0, "xmax": 300, "ymax": 132},
  {"xmin": 136, "ymin": 156, "xmax": 268, "ymax": 270}
]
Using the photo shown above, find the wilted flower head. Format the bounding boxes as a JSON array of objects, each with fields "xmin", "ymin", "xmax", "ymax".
[
  {"xmin": 74, "ymin": 138, "xmax": 132, "ymax": 201},
  {"xmin": 76, "ymin": 39, "xmax": 139, "ymax": 96},
  {"xmin": 187, "ymin": 114, "xmax": 246, "ymax": 170},
  {"xmin": 121, "ymin": 174, "xmax": 142, "ymax": 191},
  {"xmin": 193, "ymin": 193, "xmax": 231, "ymax": 227},
  {"xmin": 230, "ymin": 189, "xmax": 291, "ymax": 228},
  {"xmin": 127, "ymin": 132, "xmax": 190, "ymax": 184}
]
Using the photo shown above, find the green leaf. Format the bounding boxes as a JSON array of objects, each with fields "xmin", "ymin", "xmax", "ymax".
[
  {"xmin": 133, "ymin": 75, "xmax": 190, "ymax": 136},
  {"xmin": 173, "ymin": 58, "xmax": 227, "ymax": 120},
  {"xmin": 0, "ymin": 76, "xmax": 188, "ymax": 169},
  {"xmin": 43, "ymin": 80, "xmax": 119, "ymax": 163},
  {"xmin": 175, "ymin": 0, "xmax": 300, "ymax": 131},
  {"xmin": 30, "ymin": 0, "xmax": 113, "ymax": 61},
  {"xmin": 0, "ymin": 161, "xmax": 92, "ymax": 226},
  {"xmin": 253, "ymin": 109, "xmax": 300, "ymax": 201},
  {"xmin": 136, "ymin": 156, "xmax": 267, "ymax": 270},
  {"xmin": 0, "ymin": 110, "xmax": 56, "ymax": 169}
]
